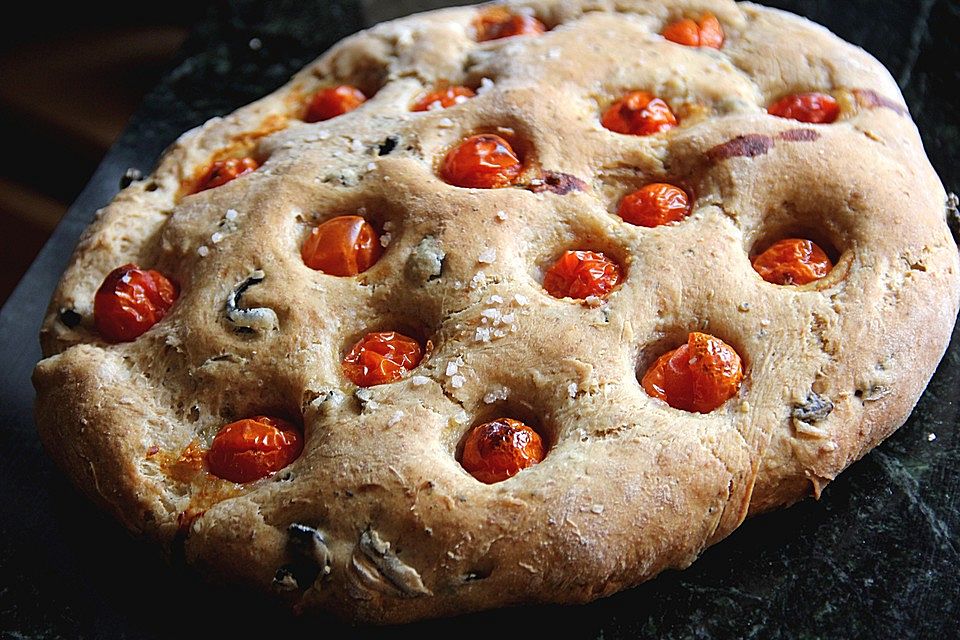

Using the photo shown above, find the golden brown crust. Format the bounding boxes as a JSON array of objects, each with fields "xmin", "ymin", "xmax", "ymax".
[{"xmin": 33, "ymin": 0, "xmax": 960, "ymax": 623}]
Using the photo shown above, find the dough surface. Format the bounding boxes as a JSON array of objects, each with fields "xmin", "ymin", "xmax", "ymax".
[{"xmin": 33, "ymin": 0, "xmax": 960, "ymax": 624}]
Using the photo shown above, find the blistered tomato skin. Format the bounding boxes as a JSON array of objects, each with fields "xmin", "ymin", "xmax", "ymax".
[
  {"xmin": 461, "ymin": 418, "xmax": 545, "ymax": 483},
  {"xmin": 207, "ymin": 416, "xmax": 303, "ymax": 483},
  {"xmin": 342, "ymin": 331, "xmax": 423, "ymax": 387},
  {"xmin": 642, "ymin": 332, "xmax": 744, "ymax": 413},
  {"xmin": 602, "ymin": 91, "xmax": 678, "ymax": 136},
  {"xmin": 304, "ymin": 85, "xmax": 367, "ymax": 123},
  {"xmin": 662, "ymin": 13, "xmax": 724, "ymax": 48},
  {"xmin": 618, "ymin": 183, "xmax": 691, "ymax": 227},
  {"xmin": 94, "ymin": 264, "xmax": 179, "ymax": 343},
  {"xmin": 411, "ymin": 85, "xmax": 476, "ymax": 112},
  {"xmin": 752, "ymin": 238, "xmax": 834, "ymax": 285},
  {"xmin": 474, "ymin": 8, "xmax": 546, "ymax": 41},
  {"xmin": 543, "ymin": 250, "xmax": 622, "ymax": 300},
  {"xmin": 768, "ymin": 92, "xmax": 840, "ymax": 124},
  {"xmin": 191, "ymin": 157, "xmax": 259, "ymax": 194},
  {"xmin": 301, "ymin": 215, "xmax": 382, "ymax": 276},
  {"xmin": 440, "ymin": 134, "xmax": 523, "ymax": 189}
]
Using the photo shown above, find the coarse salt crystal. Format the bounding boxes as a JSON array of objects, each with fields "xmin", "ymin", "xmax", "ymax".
[
  {"xmin": 411, "ymin": 375, "xmax": 431, "ymax": 386},
  {"xmin": 445, "ymin": 361, "xmax": 459, "ymax": 376},
  {"xmin": 380, "ymin": 232, "xmax": 392, "ymax": 248},
  {"xmin": 514, "ymin": 293, "xmax": 529, "ymax": 306},
  {"xmin": 495, "ymin": 210, "xmax": 508, "ymax": 222},
  {"xmin": 590, "ymin": 504, "xmax": 604, "ymax": 514},
  {"xmin": 387, "ymin": 411, "xmax": 405, "ymax": 427},
  {"xmin": 225, "ymin": 209, "xmax": 238, "ymax": 221},
  {"xmin": 488, "ymin": 294, "xmax": 504, "ymax": 304},
  {"xmin": 197, "ymin": 245, "xmax": 210, "ymax": 257},
  {"xmin": 367, "ymin": 162, "xmax": 377, "ymax": 171},
  {"xmin": 451, "ymin": 374, "xmax": 465, "ymax": 389},
  {"xmin": 481, "ymin": 308, "xmax": 501, "ymax": 320},
  {"xmin": 350, "ymin": 138, "xmax": 365, "ymax": 153},
  {"xmin": 470, "ymin": 271, "xmax": 486, "ymax": 289},
  {"xmin": 475, "ymin": 327, "xmax": 491, "ymax": 342},
  {"xmin": 483, "ymin": 387, "xmax": 510, "ymax": 404},
  {"xmin": 317, "ymin": 130, "xmax": 331, "ymax": 140},
  {"xmin": 438, "ymin": 117, "xmax": 454, "ymax": 127},
  {"xmin": 567, "ymin": 382, "xmax": 578, "ymax": 398},
  {"xmin": 584, "ymin": 295, "xmax": 602, "ymax": 308},
  {"xmin": 478, "ymin": 248, "xmax": 497, "ymax": 264},
  {"xmin": 477, "ymin": 77, "xmax": 495, "ymax": 94},
  {"xmin": 211, "ymin": 232, "xmax": 224, "ymax": 244},
  {"xmin": 501, "ymin": 312, "xmax": 516, "ymax": 324},
  {"xmin": 928, "ymin": 433, "xmax": 937, "ymax": 441}
]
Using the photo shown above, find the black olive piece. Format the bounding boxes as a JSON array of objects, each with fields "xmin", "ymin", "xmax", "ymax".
[
  {"xmin": 119, "ymin": 168, "xmax": 144, "ymax": 190},
  {"xmin": 378, "ymin": 135, "xmax": 399, "ymax": 156},
  {"xmin": 272, "ymin": 565, "xmax": 301, "ymax": 592},
  {"xmin": 59, "ymin": 308, "xmax": 82, "ymax": 328},
  {"xmin": 792, "ymin": 392, "xmax": 834, "ymax": 423}
]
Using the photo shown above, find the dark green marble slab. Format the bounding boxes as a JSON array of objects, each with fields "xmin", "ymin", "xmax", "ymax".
[{"xmin": 1, "ymin": 1, "xmax": 957, "ymax": 637}]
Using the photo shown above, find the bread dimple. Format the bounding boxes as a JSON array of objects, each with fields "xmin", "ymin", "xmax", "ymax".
[{"xmin": 34, "ymin": 0, "xmax": 959, "ymax": 623}]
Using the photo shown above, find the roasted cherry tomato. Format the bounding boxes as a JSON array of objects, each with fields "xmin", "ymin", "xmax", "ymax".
[
  {"xmin": 461, "ymin": 418, "xmax": 544, "ymax": 483},
  {"xmin": 94, "ymin": 264, "xmax": 179, "ymax": 343},
  {"xmin": 543, "ymin": 250, "xmax": 622, "ymax": 300},
  {"xmin": 602, "ymin": 91, "xmax": 678, "ymax": 136},
  {"xmin": 191, "ymin": 157, "xmax": 259, "ymax": 194},
  {"xmin": 301, "ymin": 215, "xmax": 382, "ymax": 276},
  {"xmin": 474, "ymin": 7, "xmax": 546, "ymax": 41},
  {"xmin": 440, "ymin": 134, "xmax": 523, "ymax": 189},
  {"xmin": 618, "ymin": 183, "xmax": 691, "ymax": 227},
  {"xmin": 662, "ymin": 13, "xmax": 724, "ymax": 48},
  {"xmin": 411, "ymin": 85, "xmax": 476, "ymax": 111},
  {"xmin": 304, "ymin": 85, "xmax": 367, "ymax": 123},
  {"xmin": 207, "ymin": 416, "xmax": 303, "ymax": 483},
  {"xmin": 642, "ymin": 332, "xmax": 744, "ymax": 413},
  {"xmin": 752, "ymin": 238, "xmax": 834, "ymax": 285},
  {"xmin": 342, "ymin": 331, "xmax": 423, "ymax": 387},
  {"xmin": 767, "ymin": 92, "xmax": 840, "ymax": 124}
]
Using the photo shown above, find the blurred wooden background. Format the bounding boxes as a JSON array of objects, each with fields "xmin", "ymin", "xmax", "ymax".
[{"xmin": 0, "ymin": 4, "xmax": 213, "ymax": 306}]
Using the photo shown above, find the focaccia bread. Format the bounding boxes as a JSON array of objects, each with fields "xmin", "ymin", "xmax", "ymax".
[{"xmin": 33, "ymin": 0, "xmax": 960, "ymax": 624}]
